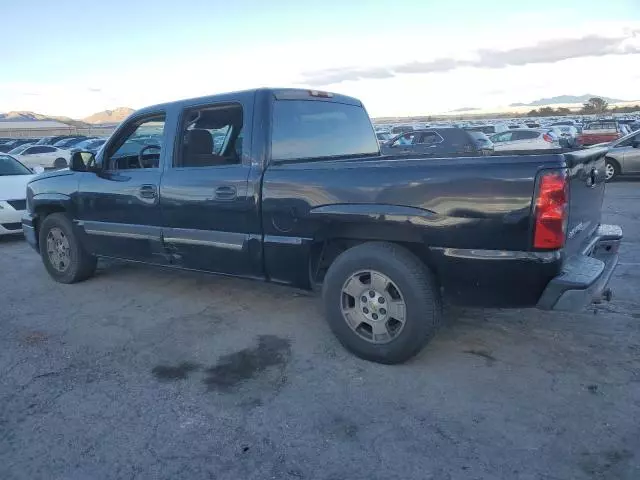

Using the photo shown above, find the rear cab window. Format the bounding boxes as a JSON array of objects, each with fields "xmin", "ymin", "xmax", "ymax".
[{"xmin": 271, "ymin": 99, "xmax": 379, "ymax": 162}]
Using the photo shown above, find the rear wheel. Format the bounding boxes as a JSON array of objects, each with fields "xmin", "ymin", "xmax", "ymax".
[
  {"xmin": 39, "ymin": 213, "xmax": 96, "ymax": 283},
  {"xmin": 54, "ymin": 158, "xmax": 67, "ymax": 169},
  {"xmin": 322, "ymin": 242, "xmax": 441, "ymax": 364},
  {"xmin": 605, "ymin": 158, "xmax": 619, "ymax": 181}
]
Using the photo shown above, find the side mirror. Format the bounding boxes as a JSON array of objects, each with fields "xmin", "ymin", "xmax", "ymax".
[{"xmin": 70, "ymin": 151, "xmax": 96, "ymax": 172}]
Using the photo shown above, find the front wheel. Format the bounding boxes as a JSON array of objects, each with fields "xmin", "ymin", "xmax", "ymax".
[
  {"xmin": 322, "ymin": 242, "xmax": 442, "ymax": 364},
  {"xmin": 605, "ymin": 159, "xmax": 619, "ymax": 182},
  {"xmin": 39, "ymin": 213, "xmax": 97, "ymax": 283}
]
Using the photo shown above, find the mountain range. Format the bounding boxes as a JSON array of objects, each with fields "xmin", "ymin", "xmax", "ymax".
[
  {"xmin": 509, "ymin": 94, "xmax": 625, "ymax": 107},
  {"xmin": 0, "ymin": 107, "xmax": 135, "ymax": 126}
]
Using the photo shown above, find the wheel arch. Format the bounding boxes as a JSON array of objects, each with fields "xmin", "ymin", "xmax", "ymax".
[
  {"xmin": 307, "ymin": 205, "xmax": 438, "ymax": 286},
  {"xmin": 605, "ymin": 155, "xmax": 622, "ymax": 175},
  {"xmin": 31, "ymin": 193, "xmax": 72, "ymax": 248}
]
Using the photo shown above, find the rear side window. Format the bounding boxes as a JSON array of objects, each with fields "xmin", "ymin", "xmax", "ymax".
[
  {"xmin": 415, "ymin": 132, "xmax": 443, "ymax": 145},
  {"xmin": 271, "ymin": 100, "xmax": 379, "ymax": 162}
]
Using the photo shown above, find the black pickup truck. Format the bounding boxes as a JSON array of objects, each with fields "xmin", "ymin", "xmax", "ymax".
[{"xmin": 22, "ymin": 88, "xmax": 622, "ymax": 364}]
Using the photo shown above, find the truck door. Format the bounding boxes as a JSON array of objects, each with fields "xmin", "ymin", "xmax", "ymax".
[
  {"xmin": 620, "ymin": 132, "xmax": 640, "ymax": 173},
  {"xmin": 159, "ymin": 101, "xmax": 262, "ymax": 278},
  {"xmin": 76, "ymin": 113, "xmax": 167, "ymax": 262}
]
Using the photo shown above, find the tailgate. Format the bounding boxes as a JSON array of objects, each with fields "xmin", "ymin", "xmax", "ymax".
[{"xmin": 563, "ymin": 147, "xmax": 608, "ymax": 256}]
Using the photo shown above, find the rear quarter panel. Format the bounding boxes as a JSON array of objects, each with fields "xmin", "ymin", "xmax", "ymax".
[{"xmin": 261, "ymin": 154, "xmax": 569, "ymax": 294}]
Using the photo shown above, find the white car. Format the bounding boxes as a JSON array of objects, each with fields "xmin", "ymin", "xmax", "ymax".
[
  {"xmin": 490, "ymin": 129, "xmax": 560, "ymax": 151},
  {"xmin": 465, "ymin": 124, "xmax": 510, "ymax": 136},
  {"xmin": 0, "ymin": 155, "xmax": 35, "ymax": 236},
  {"xmin": 9, "ymin": 144, "xmax": 71, "ymax": 170}
]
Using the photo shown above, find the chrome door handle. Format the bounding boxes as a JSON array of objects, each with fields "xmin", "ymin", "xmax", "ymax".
[
  {"xmin": 139, "ymin": 184, "xmax": 157, "ymax": 199},
  {"xmin": 214, "ymin": 185, "xmax": 237, "ymax": 200}
]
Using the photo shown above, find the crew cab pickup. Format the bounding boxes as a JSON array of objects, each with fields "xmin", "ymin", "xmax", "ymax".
[{"xmin": 22, "ymin": 88, "xmax": 622, "ymax": 364}]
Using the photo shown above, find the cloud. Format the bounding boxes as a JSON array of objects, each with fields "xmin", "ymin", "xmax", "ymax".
[
  {"xmin": 301, "ymin": 32, "xmax": 640, "ymax": 86},
  {"xmin": 87, "ymin": 87, "xmax": 102, "ymax": 92},
  {"xmin": 449, "ymin": 107, "xmax": 480, "ymax": 112},
  {"xmin": 20, "ymin": 92, "xmax": 41, "ymax": 96}
]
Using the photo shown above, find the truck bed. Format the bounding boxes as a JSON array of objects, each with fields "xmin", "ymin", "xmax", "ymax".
[{"xmin": 261, "ymin": 147, "xmax": 608, "ymax": 305}]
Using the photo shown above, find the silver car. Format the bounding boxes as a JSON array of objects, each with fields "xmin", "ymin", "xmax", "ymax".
[{"xmin": 604, "ymin": 130, "xmax": 640, "ymax": 181}]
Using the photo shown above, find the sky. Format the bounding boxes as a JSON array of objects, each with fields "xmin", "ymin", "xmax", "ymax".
[{"xmin": 3, "ymin": 0, "xmax": 640, "ymax": 118}]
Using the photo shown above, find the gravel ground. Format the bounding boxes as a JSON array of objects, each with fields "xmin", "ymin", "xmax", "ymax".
[{"xmin": 1, "ymin": 182, "xmax": 639, "ymax": 480}]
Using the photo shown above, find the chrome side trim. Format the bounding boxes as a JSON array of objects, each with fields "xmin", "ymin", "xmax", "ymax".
[
  {"xmin": 163, "ymin": 227, "xmax": 246, "ymax": 251},
  {"xmin": 432, "ymin": 247, "xmax": 561, "ymax": 262},
  {"xmin": 264, "ymin": 235, "xmax": 311, "ymax": 245},
  {"xmin": 80, "ymin": 221, "xmax": 160, "ymax": 240}
]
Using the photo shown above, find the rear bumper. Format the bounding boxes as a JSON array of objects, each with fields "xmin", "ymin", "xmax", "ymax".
[
  {"xmin": 537, "ymin": 224, "xmax": 622, "ymax": 311},
  {"xmin": 22, "ymin": 213, "xmax": 39, "ymax": 252}
]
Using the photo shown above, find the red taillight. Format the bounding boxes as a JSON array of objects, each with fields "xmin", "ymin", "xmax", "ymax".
[
  {"xmin": 542, "ymin": 133, "xmax": 554, "ymax": 143},
  {"xmin": 533, "ymin": 172, "xmax": 569, "ymax": 249}
]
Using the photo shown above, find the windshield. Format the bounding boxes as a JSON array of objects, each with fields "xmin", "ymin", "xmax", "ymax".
[
  {"xmin": 8, "ymin": 144, "xmax": 33, "ymax": 155},
  {"xmin": 0, "ymin": 155, "xmax": 31, "ymax": 175}
]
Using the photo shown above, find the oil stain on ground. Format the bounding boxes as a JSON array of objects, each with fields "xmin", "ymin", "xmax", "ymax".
[
  {"xmin": 152, "ymin": 362, "xmax": 201, "ymax": 381},
  {"xmin": 203, "ymin": 335, "xmax": 291, "ymax": 391}
]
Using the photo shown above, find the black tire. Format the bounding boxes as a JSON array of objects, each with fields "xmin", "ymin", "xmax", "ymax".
[
  {"xmin": 54, "ymin": 158, "xmax": 68, "ymax": 169},
  {"xmin": 39, "ymin": 213, "xmax": 97, "ymax": 283},
  {"xmin": 605, "ymin": 158, "xmax": 620, "ymax": 182},
  {"xmin": 322, "ymin": 242, "xmax": 442, "ymax": 364}
]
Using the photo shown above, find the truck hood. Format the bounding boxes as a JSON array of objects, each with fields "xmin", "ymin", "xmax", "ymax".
[
  {"xmin": 0, "ymin": 174, "xmax": 35, "ymax": 201},
  {"xmin": 28, "ymin": 168, "xmax": 74, "ymax": 183}
]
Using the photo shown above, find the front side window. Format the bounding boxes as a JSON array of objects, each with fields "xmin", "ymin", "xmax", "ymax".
[
  {"xmin": 176, "ymin": 104, "xmax": 243, "ymax": 168},
  {"xmin": 105, "ymin": 114, "xmax": 165, "ymax": 170},
  {"xmin": 271, "ymin": 100, "xmax": 379, "ymax": 162}
]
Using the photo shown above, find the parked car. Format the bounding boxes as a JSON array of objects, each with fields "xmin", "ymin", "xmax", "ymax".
[
  {"xmin": 53, "ymin": 136, "xmax": 89, "ymax": 149},
  {"xmin": 601, "ymin": 130, "xmax": 640, "ymax": 181},
  {"xmin": 0, "ymin": 155, "xmax": 35, "ymax": 236},
  {"xmin": 548, "ymin": 126, "xmax": 579, "ymax": 148},
  {"xmin": 381, "ymin": 128, "xmax": 490, "ymax": 156},
  {"xmin": 465, "ymin": 124, "xmax": 509, "ymax": 136},
  {"xmin": 34, "ymin": 135, "xmax": 77, "ymax": 146},
  {"xmin": 71, "ymin": 138, "xmax": 107, "ymax": 154},
  {"xmin": 578, "ymin": 121, "xmax": 623, "ymax": 146},
  {"xmin": 376, "ymin": 132, "xmax": 392, "ymax": 145},
  {"xmin": 22, "ymin": 88, "xmax": 621, "ymax": 364},
  {"xmin": 390, "ymin": 125, "xmax": 414, "ymax": 135},
  {"xmin": 490, "ymin": 129, "xmax": 560, "ymax": 151},
  {"xmin": 619, "ymin": 124, "xmax": 632, "ymax": 136},
  {"xmin": 0, "ymin": 139, "xmax": 36, "ymax": 153},
  {"xmin": 466, "ymin": 130, "xmax": 494, "ymax": 155},
  {"xmin": 12, "ymin": 145, "xmax": 71, "ymax": 170}
]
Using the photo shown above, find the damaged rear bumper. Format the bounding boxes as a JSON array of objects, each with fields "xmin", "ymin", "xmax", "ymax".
[{"xmin": 537, "ymin": 224, "xmax": 622, "ymax": 311}]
